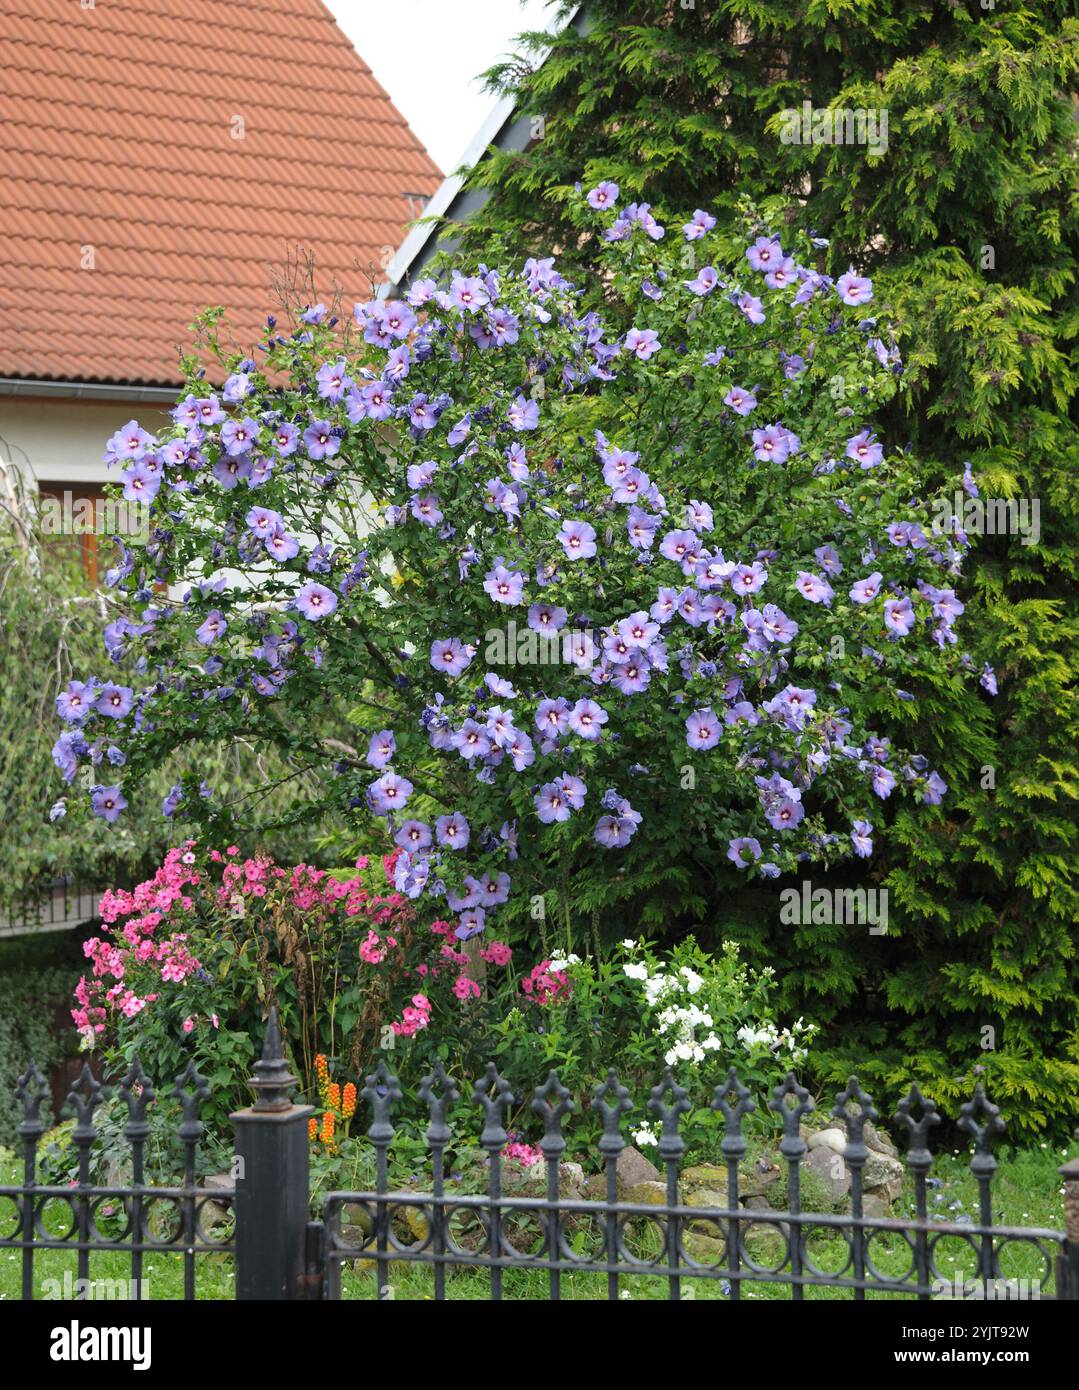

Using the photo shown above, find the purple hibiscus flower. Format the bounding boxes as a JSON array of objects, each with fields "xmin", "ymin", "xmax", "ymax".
[
  {"xmin": 683, "ymin": 208, "xmax": 716, "ymax": 240},
  {"xmin": 265, "ymin": 527, "xmax": 300, "ymax": 562},
  {"xmin": 727, "ymin": 837, "xmax": 762, "ymax": 868},
  {"xmin": 507, "ymin": 395, "xmax": 540, "ymax": 431},
  {"xmin": 366, "ymin": 730, "xmax": 396, "ymax": 769},
  {"xmin": 120, "ymin": 462, "xmax": 160, "ymax": 505},
  {"xmin": 624, "ymin": 327, "xmax": 661, "ymax": 360},
  {"xmin": 483, "ymin": 563, "xmax": 525, "ymax": 606},
  {"xmin": 367, "ymin": 770, "xmax": 413, "ymax": 814},
  {"xmin": 745, "ymin": 237, "xmax": 782, "ymax": 272},
  {"xmin": 587, "ymin": 181, "xmax": 619, "ymax": 210},
  {"xmin": 435, "ymin": 812, "xmax": 470, "ymax": 849},
  {"xmin": 528, "ymin": 603, "xmax": 567, "ymax": 634},
  {"xmin": 91, "ymin": 785, "xmax": 127, "ymax": 822},
  {"xmin": 922, "ymin": 771, "xmax": 948, "ymax": 805},
  {"xmin": 569, "ymin": 698, "xmax": 607, "ymax": 740},
  {"xmin": 845, "ymin": 430, "xmax": 884, "ymax": 469},
  {"xmin": 851, "ymin": 820, "xmax": 874, "ymax": 857},
  {"xmin": 56, "ymin": 679, "xmax": 96, "ymax": 724},
  {"xmin": 850, "ymin": 572, "xmax": 883, "ymax": 605},
  {"xmin": 196, "ymin": 610, "xmax": 228, "ymax": 645},
  {"xmin": 557, "ymin": 519, "xmax": 597, "ymax": 561},
  {"xmin": 685, "ymin": 266, "xmax": 719, "ymax": 296},
  {"xmin": 535, "ymin": 697, "xmax": 571, "ymax": 738},
  {"xmin": 795, "ymin": 571, "xmax": 834, "ymax": 605},
  {"xmin": 535, "ymin": 782, "xmax": 571, "ymax": 824},
  {"xmin": 395, "ymin": 820, "xmax": 432, "ymax": 853},
  {"xmin": 303, "ymin": 420, "xmax": 340, "ymax": 461},
  {"xmin": 95, "ymin": 683, "xmax": 133, "ymax": 720},
  {"xmin": 430, "ymin": 637, "xmax": 473, "ymax": 678},
  {"xmin": 295, "ymin": 583, "xmax": 337, "ymax": 620},
  {"xmin": 836, "ymin": 269, "xmax": 873, "ymax": 305},
  {"xmin": 883, "ymin": 596, "xmax": 916, "ymax": 636},
  {"xmin": 686, "ymin": 709, "xmax": 721, "ymax": 750},
  {"xmin": 316, "ymin": 360, "xmax": 353, "ymax": 402}
]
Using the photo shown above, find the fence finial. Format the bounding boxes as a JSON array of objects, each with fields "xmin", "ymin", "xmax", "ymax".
[{"xmin": 249, "ymin": 1005, "xmax": 298, "ymax": 1112}]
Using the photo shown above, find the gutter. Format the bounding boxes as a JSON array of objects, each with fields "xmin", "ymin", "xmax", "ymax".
[{"xmin": 0, "ymin": 377, "xmax": 178, "ymax": 404}]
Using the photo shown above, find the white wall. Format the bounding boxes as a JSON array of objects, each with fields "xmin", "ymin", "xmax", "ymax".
[{"xmin": 0, "ymin": 395, "xmax": 172, "ymax": 489}]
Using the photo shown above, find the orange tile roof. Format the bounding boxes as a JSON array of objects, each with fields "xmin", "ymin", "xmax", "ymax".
[{"xmin": 0, "ymin": 0, "xmax": 442, "ymax": 386}]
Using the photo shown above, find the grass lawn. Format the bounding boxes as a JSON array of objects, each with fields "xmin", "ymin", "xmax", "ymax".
[{"xmin": 1, "ymin": 1139, "xmax": 1073, "ymax": 1301}]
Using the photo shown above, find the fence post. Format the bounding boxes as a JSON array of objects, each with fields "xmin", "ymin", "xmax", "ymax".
[
  {"xmin": 230, "ymin": 1008, "xmax": 314, "ymax": 1300},
  {"xmin": 1060, "ymin": 1149, "xmax": 1079, "ymax": 1300}
]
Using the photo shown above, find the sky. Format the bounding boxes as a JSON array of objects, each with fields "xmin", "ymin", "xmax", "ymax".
[{"xmin": 328, "ymin": 0, "xmax": 560, "ymax": 177}]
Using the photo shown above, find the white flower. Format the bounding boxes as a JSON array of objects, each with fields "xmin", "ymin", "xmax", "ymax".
[
  {"xmin": 621, "ymin": 938, "xmax": 637, "ymax": 950},
  {"xmin": 632, "ymin": 1125, "xmax": 658, "ymax": 1148},
  {"xmin": 623, "ymin": 961, "xmax": 649, "ymax": 981}
]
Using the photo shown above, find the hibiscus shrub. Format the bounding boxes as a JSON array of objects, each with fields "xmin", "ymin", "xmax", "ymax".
[{"xmin": 54, "ymin": 190, "xmax": 989, "ymax": 1008}]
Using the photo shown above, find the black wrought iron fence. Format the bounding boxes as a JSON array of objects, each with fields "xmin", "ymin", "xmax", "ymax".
[
  {"xmin": 2, "ymin": 1055, "xmax": 234, "ymax": 1301},
  {"xmin": 3, "ymin": 1010, "xmax": 1078, "ymax": 1301}
]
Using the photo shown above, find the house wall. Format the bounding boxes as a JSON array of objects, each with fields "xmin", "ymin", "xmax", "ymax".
[{"xmin": 0, "ymin": 394, "xmax": 172, "ymax": 490}]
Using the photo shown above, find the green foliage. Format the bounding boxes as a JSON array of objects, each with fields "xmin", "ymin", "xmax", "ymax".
[
  {"xmin": 0, "ymin": 933, "xmax": 80, "ymax": 1147},
  {"xmin": 0, "ymin": 465, "xmax": 344, "ymax": 924},
  {"xmin": 453, "ymin": 0, "xmax": 1079, "ymax": 1133}
]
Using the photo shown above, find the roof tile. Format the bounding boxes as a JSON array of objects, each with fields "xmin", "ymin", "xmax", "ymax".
[{"xmin": 0, "ymin": 0, "xmax": 441, "ymax": 385}]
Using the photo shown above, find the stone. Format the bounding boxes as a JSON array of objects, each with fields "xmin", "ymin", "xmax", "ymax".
[
  {"xmin": 740, "ymin": 1158, "xmax": 782, "ymax": 1197},
  {"xmin": 623, "ymin": 1180, "xmax": 668, "ymax": 1206},
  {"xmin": 558, "ymin": 1162, "xmax": 585, "ymax": 1199},
  {"xmin": 742, "ymin": 1194, "xmax": 775, "ymax": 1212},
  {"xmin": 503, "ymin": 1160, "xmax": 546, "ymax": 1194},
  {"xmin": 861, "ymin": 1193, "xmax": 890, "ymax": 1219},
  {"xmin": 863, "ymin": 1150, "xmax": 905, "ymax": 1206},
  {"xmin": 864, "ymin": 1121, "xmax": 899, "ymax": 1160},
  {"xmin": 582, "ymin": 1174, "xmax": 609, "ymax": 1202},
  {"xmin": 806, "ymin": 1146, "xmax": 851, "ymax": 1202},
  {"xmin": 197, "ymin": 1172, "xmax": 234, "ymax": 1231},
  {"xmin": 680, "ymin": 1163, "xmax": 729, "ymax": 1192},
  {"xmin": 616, "ymin": 1145, "xmax": 660, "ymax": 1194},
  {"xmin": 683, "ymin": 1231, "xmax": 726, "ymax": 1266},
  {"xmin": 341, "ymin": 1202, "xmax": 374, "ymax": 1235},
  {"xmin": 808, "ymin": 1128, "xmax": 847, "ymax": 1155},
  {"xmin": 388, "ymin": 1196, "xmax": 430, "ymax": 1243},
  {"xmin": 684, "ymin": 1187, "xmax": 727, "ymax": 1211}
]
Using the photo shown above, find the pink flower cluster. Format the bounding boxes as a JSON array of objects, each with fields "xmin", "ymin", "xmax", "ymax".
[
  {"xmin": 519, "ymin": 960, "xmax": 571, "ymax": 1006},
  {"xmin": 391, "ymin": 993, "xmax": 432, "ymax": 1037},
  {"xmin": 502, "ymin": 1136, "xmax": 544, "ymax": 1166}
]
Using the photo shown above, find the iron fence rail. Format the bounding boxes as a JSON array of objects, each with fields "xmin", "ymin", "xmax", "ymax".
[{"xmin": 3, "ymin": 1010, "xmax": 1078, "ymax": 1301}]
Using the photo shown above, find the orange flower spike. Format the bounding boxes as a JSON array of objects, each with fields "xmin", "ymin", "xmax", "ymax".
[
  {"xmin": 342, "ymin": 1082, "xmax": 357, "ymax": 1122},
  {"xmin": 314, "ymin": 1053, "xmax": 330, "ymax": 1104},
  {"xmin": 327, "ymin": 1082, "xmax": 341, "ymax": 1114},
  {"xmin": 308, "ymin": 1117, "xmax": 317, "ymax": 1143}
]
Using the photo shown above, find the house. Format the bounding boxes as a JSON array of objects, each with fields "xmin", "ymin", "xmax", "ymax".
[
  {"xmin": 383, "ymin": 3, "xmax": 584, "ymax": 298},
  {"xmin": 0, "ymin": 0, "xmax": 441, "ymax": 576}
]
